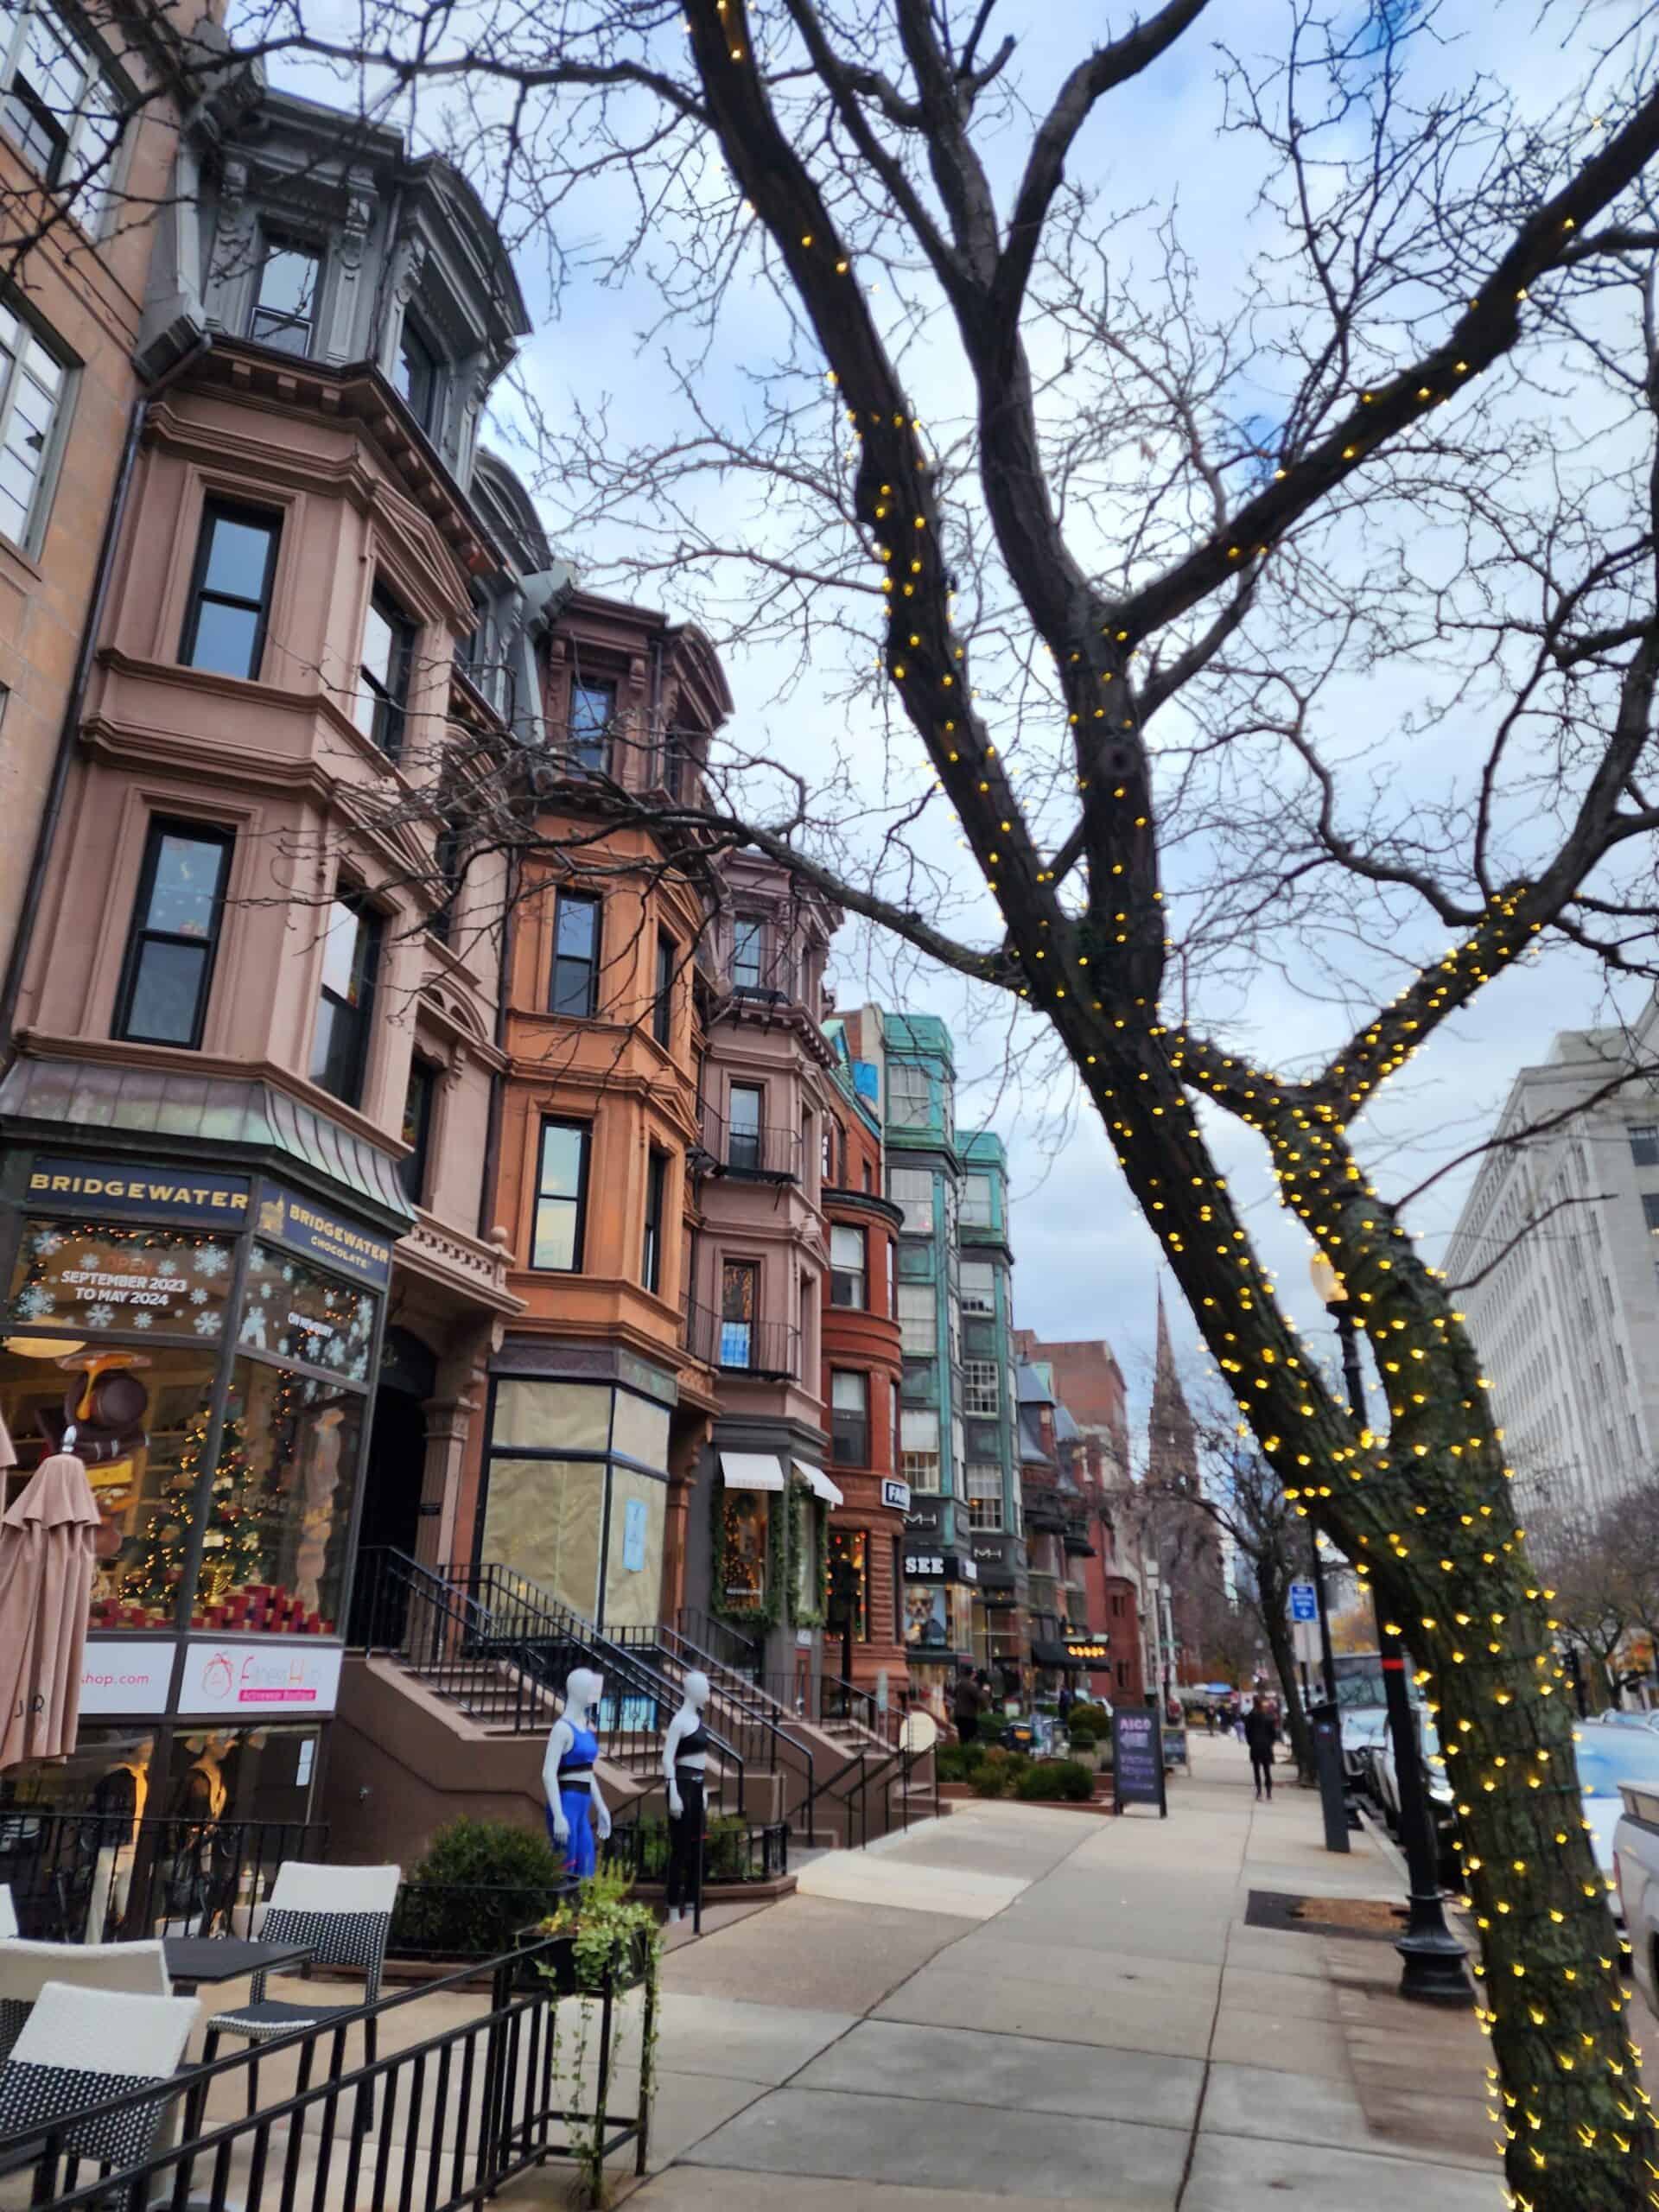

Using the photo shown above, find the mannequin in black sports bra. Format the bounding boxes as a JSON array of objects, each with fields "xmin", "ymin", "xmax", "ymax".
[{"xmin": 663, "ymin": 1670, "xmax": 712, "ymax": 1923}]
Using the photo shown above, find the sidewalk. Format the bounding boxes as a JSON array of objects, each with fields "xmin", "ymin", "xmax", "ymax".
[{"xmin": 544, "ymin": 1735, "xmax": 1518, "ymax": 2210}]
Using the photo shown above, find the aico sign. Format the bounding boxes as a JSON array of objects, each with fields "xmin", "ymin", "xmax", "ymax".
[{"xmin": 178, "ymin": 1641, "xmax": 342, "ymax": 1716}]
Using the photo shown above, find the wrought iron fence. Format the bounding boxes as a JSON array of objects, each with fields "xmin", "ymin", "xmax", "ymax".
[
  {"xmin": 603, "ymin": 1817, "xmax": 789, "ymax": 1889},
  {"xmin": 682, "ymin": 1298, "xmax": 801, "ymax": 1377},
  {"xmin": 0, "ymin": 1932, "xmax": 652, "ymax": 2212},
  {"xmin": 696, "ymin": 1102, "xmax": 803, "ymax": 1180},
  {"xmin": 0, "ymin": 1812, "xmax": 326, "ymax": 1944},
  {"xmin": 387, "ymin": 1878, "xmax": 579, "ymax": 1961}
]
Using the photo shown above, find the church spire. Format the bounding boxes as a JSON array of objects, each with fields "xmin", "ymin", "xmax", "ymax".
[{"xmin": 1148, "ymin": 1281, "xmax": 1197, "ymax": 1491}]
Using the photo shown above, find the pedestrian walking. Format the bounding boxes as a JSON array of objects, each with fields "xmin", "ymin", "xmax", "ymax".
[
  {"xmin": 952, "ymin": 1663, "xmax": 984, "ymax": 1745},
  {"xmin": 1057, "ymin": 1683, "xmax": 1075, "ymax": 1725},
  {"xmin": 1244, "ymin": 1694, "xmax": 1279, "ymax": 1800},
  {"xmin": 1205, "ymin": 1704, "xmax": 1217, "ymax": 1736}
]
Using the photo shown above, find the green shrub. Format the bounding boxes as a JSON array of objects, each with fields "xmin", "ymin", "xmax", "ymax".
[
  {"xmin": 1064, "ymin": 1710, "xmax": 1102, "ymax": 1745},
  {"xmin": 1014, "ymin": 1759, "xmax": 1095, "ymax": 1803},
  {"xmin": 937, "ymin": 1741, "xmax": 988, "ymax": 1783},
  {"xmin": 391, "ymin": 1816, "xmax": 571, "ymax": 1959},
  {"xmin": 971, "ymin": 1747, "xmax": 1027, "ymax": 1798},
  {"xmin": 614, "ymin": 1814, "xmax": 754, "ymax": 1882}
]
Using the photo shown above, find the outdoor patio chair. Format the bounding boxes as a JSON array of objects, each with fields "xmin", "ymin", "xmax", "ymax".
[
  {"xmin": 200, "ymin": 1861, "xmax": 399, "ymax": 2119},
  {"xmin": 0, "ymin": 1889, "xmax": 15, "ymax": 1942},
  {"xmin": 0, "ymin": 1938, "xmax": 169, "ymax": 2067},
  {"xmin": 0, "ymin": 1980, "xmax": 198, "ymax": 2181}
]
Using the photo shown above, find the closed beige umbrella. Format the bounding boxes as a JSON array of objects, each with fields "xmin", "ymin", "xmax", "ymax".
[{"xmin": 0, "ymin": 1451, "xmax": 101, "ymax": 1770}]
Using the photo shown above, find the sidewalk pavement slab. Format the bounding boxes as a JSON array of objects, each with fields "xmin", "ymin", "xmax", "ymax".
[
  {"xmin": 629, "ymin": 2172, "xmax": 1142, "ymax": 2212},
  {"xmin": 678, "ymin": 2084, "xmax": 1192, "ymax": 2204},
  {"xmin": 662, "ymin": 1896, "xmax": 976, "ymax": 2012},
  {"xmin": 652, "ymin": 1994, "xmax": 857, "ymax": 2085},
  {"xmin": 793, "ymin": 1853, "xmax": 1028, "ymax": 1919},
  {"xmin": 791, "ymin": 2017, "xmax": 1205, "ymax": 2133},
  {"xmin": 1180, "ymin": 2133, "xmax": 1504, "ymax": 2210},
  {"xmin": 872, "ymin": 1959, "xmax": 1220, "ymax": 2059}
]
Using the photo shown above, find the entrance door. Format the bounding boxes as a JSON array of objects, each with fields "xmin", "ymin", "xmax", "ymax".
[{"xmin": 350, "ymin": 1328, "xmax": 436, "ymax": 1642}]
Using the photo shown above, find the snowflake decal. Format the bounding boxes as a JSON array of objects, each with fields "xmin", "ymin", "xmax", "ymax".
[
  {"xmin": 131, "ymin": 1312, "xmax": 154, "ymax": 1331},
  {"xmin": 84, "ymin": 1303, "xmax": 117, "ymax": 1329},
  {"xmin": 281, "ymin": 1265, "xmax": 294, "ymax": 1284},
  {"xmin": 258, "ymin": 1281, "xmax": 272, "ymax": 1300},
  {"xmin": 15, "ymin": 1287, "xmax": 54, "ymax": 1319},
  {"xmin": 189, "ymin": 1287, "xmax": 209, "ymax": 1306},
  {"xmin": 191, "ymin": 1247, "xmax": 230, "ymax": 1280},
  {"xmin": 346, "ymin": 1350, "xmax": 368, "ymax": 1382},
  {"xmin": 30, "ymin": 1230, "xmax": 64, "ymax": 1257},
  {"xmin": 80, "ymin": 1252, "xmax": 100, "ymax": 1269},
  {"xmin": 157, "ymin": 1261, "xmax": 180, "ymax": 1278},
  {"xmin": 194, "ymin": 1311, "xmax": 220, "ymax": 1337}
]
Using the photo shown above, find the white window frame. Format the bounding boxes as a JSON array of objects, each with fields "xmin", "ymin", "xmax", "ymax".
[
  {"xmin": 0, "ymin": 2, "xmax": 130, "ymax": 237},
  {"xmin": 0, "ymin": 295, "xmax": 73, "ymax": 556},
  {"xmin": 960, "ymin": 1260, "xmax": 995, "ymax": 1314},
  {"xmin": 900, "ymin": 1407, "xmax": 940, "ymax": 1490},
  {"xmin": 961, "ymin": 1173, "xmax": 995, "ymax": 1228},
  {"xmin": 888, "ymin": 1062, "xmax": 930, "ymax": 1128},
  {"xmin": 887, "ymin": 1166, "xmax": 932, "ymax": 1236},
  {"xmin": 963, "ymin": 1359, "xmax": 999, "ymax": 1415},
  {"xmin": 897, "ymin": 1281, "xmax": 936, "ymax": 1357},
  {"xmin": 830, "ymin": 1223, "xmax": 866, "ymax": 1309},
  {"xmin": 966, "ymin": 1464, "xmax": 1003, "ymax": 1530}
]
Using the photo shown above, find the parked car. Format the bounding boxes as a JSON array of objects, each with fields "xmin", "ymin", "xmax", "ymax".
[
  {"xmin": 1370, "ymin": 1708, "xmax": 1459, "ymax": 1861},
  {"xmin": 1340, "ymin": 1707, "xmax": 1389, "ymax": 1789},
  {"xmin": 1582, "ymin": 1723, "xmax": 1659, "ymax": 1961},
  {"xmin": 1593, "ymin": 1708, "xmax": 1656, "ymax": 1731}
]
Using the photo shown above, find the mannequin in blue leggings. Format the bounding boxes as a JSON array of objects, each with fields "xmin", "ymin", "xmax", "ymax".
[{"xmin": 543, "ymin": 1667, "xmax": 612, "ymax": 1878}]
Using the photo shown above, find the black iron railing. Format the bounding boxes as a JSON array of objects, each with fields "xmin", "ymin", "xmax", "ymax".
[
  {"xmin": 747, "ymin": 1670, "xmax": 903, "ymax": 1748},
  {"xmin": 387, "ymin": 1878, "xmax": 579, "ymax": 1961},
  {"xmin": 676, "ymin": 1609, "xmax": 762, "ymax": 1680},
  {"xmin": 608, "ymin": 1619, "xmax": 818, "ymax": 1832},
  {"xmin": 682, "ymin": 1298, "xmax": 800, "ymax": 1378},
  {"xmin": 0, "ymin": 1812, "xmax": 325, "ymax": 1943},
  {"xmin": 801, "ymin": 1737, "xmax": 938, "ymax": 1853},
  {"xmin": 0, "ymin": 1932, "xmax": 652, "ymax": 2212},
  {"xmin": 698, "ymin": 1102, "xmax": 802, "ymax": 1180},
  {"xmin": 603, "ymin": 1816, "xmax": 789, "ymax": 1889}
]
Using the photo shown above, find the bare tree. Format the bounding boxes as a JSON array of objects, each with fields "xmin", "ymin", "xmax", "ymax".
[{"xmin": 27, "ymin": 0, "xmax": 1659, "ymax": 2193}]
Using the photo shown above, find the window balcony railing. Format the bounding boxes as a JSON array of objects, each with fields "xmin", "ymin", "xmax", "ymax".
[
  {"xmin": 683, "ymin": 1298, "xmax": 801, "ymax": 1380},
  {"xmin": 699, "ymin": 1102, "xmax": 802, "ymax": 1181}
]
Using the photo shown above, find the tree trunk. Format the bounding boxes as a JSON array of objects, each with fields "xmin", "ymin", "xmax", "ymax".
[{"xmin": 1259, "ymin": 1593, "xmax": 1319, "ymax": 1785}]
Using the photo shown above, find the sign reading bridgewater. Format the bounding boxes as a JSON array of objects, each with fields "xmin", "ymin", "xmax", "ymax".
[
  {"xmin": 28, "ymin": 1156, "xmax": 251, "ymax": 1224},
  {"xmin": 257, "ymin": 1183, "xmax": 395, "ymax": 1290}
]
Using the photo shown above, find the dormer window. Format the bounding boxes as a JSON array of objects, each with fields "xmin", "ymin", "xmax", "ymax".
[
  {"xmin": 251, "ymin": 234, "xmax": 321, "ymax": 358},
  {"xmin": 395, "ymin": 314, "xmax": 442, "ymax": 435}
]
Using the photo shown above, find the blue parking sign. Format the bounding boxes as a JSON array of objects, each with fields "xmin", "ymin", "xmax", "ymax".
[{"xmin": 1289, "ymin": 1580, "xmax": 1319, "ymax": 1624}]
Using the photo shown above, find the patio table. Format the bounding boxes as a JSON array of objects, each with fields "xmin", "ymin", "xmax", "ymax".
[{"xmin": 162, "ymin": 1936, "xmax": 315, "ymax": 1993}]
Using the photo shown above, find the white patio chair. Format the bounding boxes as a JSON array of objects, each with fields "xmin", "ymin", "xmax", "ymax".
[
  {"xmin": 0, "ymin": 1938, "xmax": 169, "ymax": 2067},
  {"xmin": 0, "ymin": 1980, "xmax": 198, "ymax": 2178},
  {"xmin": 200, "ymin": 1862, "xmax": 399, "ymax": 2119},
  {"xmin": 0, "ymin": 1888, "xmax": 15, "ymax": 1942}
]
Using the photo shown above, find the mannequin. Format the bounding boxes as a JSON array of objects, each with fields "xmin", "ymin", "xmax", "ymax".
[
  {"xmin": 662, "ymin": 1670, "xmax": 710, "ymax": 1923},
  {"xmin": 84, "ymin": 1737, "xmax": 151, "ymax": 1942},
  {"xmin": 543, "ymin": 1668, "xmax": 611, "ymax": 1879}
]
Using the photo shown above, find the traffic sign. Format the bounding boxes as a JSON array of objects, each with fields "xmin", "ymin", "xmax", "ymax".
[{"xmin": 1288, "ymin": 1580, "xmax": 1319, "ymax": 1624}]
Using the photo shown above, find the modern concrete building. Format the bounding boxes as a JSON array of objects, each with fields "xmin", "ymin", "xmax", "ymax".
[{"xmin": 1445, "ymin": 1001, "xmax": 1659, "ymax": 1517}]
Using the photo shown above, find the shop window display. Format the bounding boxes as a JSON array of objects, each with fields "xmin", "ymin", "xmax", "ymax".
[
  {"xmin": 7, "ymin": 1221, "xmax": 234, "ymax": 1338},
  {"xmin": 238, "ymin": 1242, "xmax": 375, "ymax": 1375},
  {"xmin": 1, "ymin": 1339, "xmax": 216, "ymax": 1626},
  {"xmin": 191, "ymin": 1359, "xmax": 365, "ymax": 1632},
  {"xmin": 826, "ymin": 1529, "xmax": 868, "ymax": 1640},
  {"xmin": 719, "ymin": 1488, "xmax": 769, "ymax": 1613}
]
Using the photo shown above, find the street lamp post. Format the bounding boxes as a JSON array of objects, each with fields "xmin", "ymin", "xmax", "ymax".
[{"xmin": 1308, "ymin": 1254, "xmax": 1474, "ymax": 2007}]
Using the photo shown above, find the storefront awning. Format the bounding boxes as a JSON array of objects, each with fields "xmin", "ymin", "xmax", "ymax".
[
  {"xmin": 794, "ymin": 1460, "xmax": 842, "ymax": 1507},
  {"xmin": 720, "ymin": 1452, "xmax": 785, "ymax": 1492},
  {"xmin": 1031, "ymin": 1639, "xmax": 1086, "ymax": 1669}
]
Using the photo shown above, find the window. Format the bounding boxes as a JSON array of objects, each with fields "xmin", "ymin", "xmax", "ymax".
[
  {"xmin": 1633, "ymin": 1126, "xmax": 1659, "ymax": 1167},
  {"xmin": 961, "ymin": 1260, "xmax": 996, "ymax": 1314},
  {"xmin": 888, "ymin": 1167, "xmax": 932, "ymax": 1236},
  {"xmin": 890, "ymin": 1379, "xmax": 899, "ymax": 1462},
  {"xmin": 720, "ymin": 1259, "xmax": 757, "ymax": 1367},
  {"xmin": 900, "ymin": 1408, "xmax": 940, "ymax": 1490},
  {"xmin": 395, "ymin": 315, "xmax": 441, "ymax": 435},
  {"xmin": 180, "ymin": 501, "xmax": 281, "ymax": 681},
  {"xmin": 1643, "ymin": 1195, "xmax": 1659, "ymax": 1236},
  {"xmin": 963, "ymin": 1359, "xmax": 1000, "ymax": 1415},
  {"xmin": 951, "ymin": 1414, "xmax": 965, "ymax": 1497},
  {"xmin": 550, "ymin": 890, "xmax": 602, "ymax": 1019},
  {"xmin": 728, "ymin": 1084, "xmax": 763, "ymax": 1173},
  {"xmin": 831, "ymin": 1370, "xmax": 869, "ymax": 1467},
  {"xmin": 569, "ymin": 677, "xmax": 615, "ymax": 772},
  {"xmin": 532, "ymin": 1119, "xmax": 590, "ymax": 1270},
  {"xmin": 732, "ymin": 918, "xmax": 763, "ymax": 989},
  {"xmin": 887, "ymin": 1235, "xmax": 897, "ymax": 1315},
  {"xmin": 250, "ymin": 235, "xmax": 321, "ymax": 356},
  {"xmin": 898, "ymin": 1281, "xmax": 936, "ymax": 1357},
  {"xmin": 962, "ymin": 1173, "xmax": 995, "ymax": 1228},
  {"xmin": 1, "ymin": 3, "xmax": 122, "ymax": 220},
  {"xmin": 653, "ymin": 932, "xmax": 676, "ymax": 1046},
  {"xmin": 795, "ymin": 1489, "xmax": 821, "ymax": 1616},
  {"xmin": 399, "ymin": 1057, "xmax": 438, "ymax": 1205},
  {"xmin": 822, "ymin": 1126, "xmax": 835, "ymax": 1185},
  {"xmin": 356, "ymin": 585, "xmax": 416, "ymax": 760},
  {"xmin": 429, "ymin": 823, "xmax": 461, "ymax": 945},
  {"xmin": 967, "ymin": 1464, "xmax": 1003, "ymax": 1531},
  {"xmin": 0, "ymin": 300, "xmax": 68, "ymax": 551},
  {"xmin": 830, "ymin": 1224, "xmax": 866, "ymax": 1309},
  {"xmin": 308, "ymin": 894, "xmax": 381, "ymax": 1107},
  {"xmin": 113, "ymin": 820, "xmax": 232, "ymax": 1048},
  {"xmin": 642, "ymin": 1148, "xmax": 668, "ymax": 1294},
  {"xmin": 888, "ymin": 1063, "xmax": 929, "ymax": 1127}
]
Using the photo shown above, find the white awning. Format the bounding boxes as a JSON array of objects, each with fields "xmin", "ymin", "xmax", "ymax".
[
  {"xmin": 720, "ymin": 1452, "xmax": 785, "ymax": 1492},
  {"xmin": 795, "ymin": 1460, "xmax": 843, "ymax": 1507}
]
